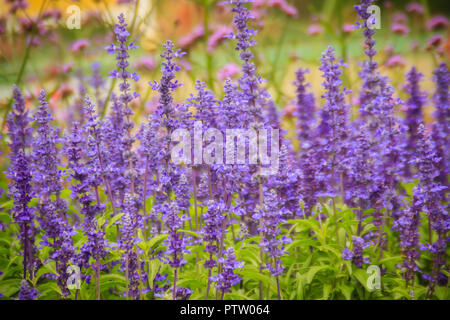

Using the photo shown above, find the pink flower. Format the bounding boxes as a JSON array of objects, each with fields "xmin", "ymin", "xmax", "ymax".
[
  {"xmin": 384, "ymin": 43, "xmax": 394, "ymax": 56},
  {"xmin": 392, "ymin": 12, "xmax": 408, "ymax": 24},
  {"xmin": 342, "ymin": 23, "xmax": 355, "ymax": 34},
  {"xmin": 133, "ymin": 56, "xmax": 156, "ymax": 71},
  {"xmin": 307, "ymin": 24, "xmax": 323, "ymax": 35},
  {"xmin": 385, "ymin": 55, "xmax": 406, "ymax": 68},
  {"xmin": 7, "ymin": 0, "xmax": 28, "ymax": 14},
  {"xmin": 71, "ymin": 39, "xmax": 90, "ymax": 53},
  {"xmin": 178, "ymin": 25, "xmax": 205, "ymax": 50},
  {"xmin": 268, "ymin": 0, "xmax": 298, "ymax": 18},
  {"xmin": 426, "ymin": 34, "xmax": 444, "ymax": 50},
  {"xmin": 426, "ymin": 15, "xmax": 449, "ymax": 31},
  {"xmin": 410, "ymin": 41, "xmax": 420, "ymax": 51},
  {"xmin": 253, "ymin": 0, "xmax": 266, "ymax": 8},
  {"xmin": 217, "ymin": 63, "xmax": 240, "ymax": 82},
  {"xmin": 406, "ymin": 2, "xmax": 424, "ymax": 15},
  {"xmin": 391, "ymin": 23, "xmax": 410, "ymax": 36},
  {"xmin": 282, "ymin": 103, "xmax": 296, "ymax": 116},
  {"xmin": 207, "ymin": 26, "xmax": 233, "ymax": 53}
]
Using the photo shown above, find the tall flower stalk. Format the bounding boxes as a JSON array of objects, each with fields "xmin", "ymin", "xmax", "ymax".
[{"xmin": 6, "ymin": 86, "xmax": 37, "ymax": 280}]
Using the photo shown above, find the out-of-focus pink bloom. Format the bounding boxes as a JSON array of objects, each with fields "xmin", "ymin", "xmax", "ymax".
[
  {"xmin": 426, "ymin": 15, "xmax": 449, "ymax": 31},
  {"xmin": 6, "ymin": 0, "xmax": 28, "ymax": 14},
  {"xmin": 217, "ymin": 63, "xmax": 241, "ymax": 82},
  {"xmin": 178, "ymin": 25, "xmax": 205, "ymax": 50},
  {"xmin": 207, "ymin": 26, "xmax": 232, "ymax": 53},
  {"xmin": 410, "ymin": 41, "xmax": 420, "ymax": 51},
  {"xmin": 384, "ymin": 43, "xmax": 394, "ymax": 56},
  {"xmin": 392, "ymin": 12, "xmax": 408, "ymax": 24},
  {"xmin": 253, "ymin": 0, "xmax": 266, "ymax": 8},
  {"xmin": 43, "ymin": 9, "xmax": 62, "ymax": 20},
  {"xmin": 385, "ymin": 55, "xmax": 406, "ymax": 68},
  {"xmin": 391, "ymin": 23, "xmax": 410, "ymax": 36},
  {"xmin": 179, "ymin": 59, "xmax": 192, "ymax": 72},
  {"xmin": 384, "ymin": 1, "xmax": 393, "ymax": 9},
  {"xmin": 342, "ymin": 23, "xmax": 355, "ymax": 34},
  {"xmin": 282, "ymin": 103, "xmax": 296, "ymax": 116},
  {"xmin": 20, "ymin": 18, "xmax": 46, "ymax": 35},
  {"xmin": 62, "ymin": 63, "xmax": 74, "ymax": 74},
  {"xmin": 268, "ymin": 0, "xmax": 298, "ymax": 18},
  {"xmin": 26, "ymin": 36, "xmax": 41, "ymax": 47},
  {"xmin": 426, "ymin": 34, "xmax": 444, "ymax": 50},
  {"xmin": 55, "ymin": 83, "xmax": 74, "ymax": 100},
  {"xmin": 71, "ymin": 39, "xmax": 90, "ymax": 53},
  {"xmin": 134, "ymin": 56, "xmax": 156, "ymax": 71},
  {"xmin": 406, "ymin": 2, "xmax": 424, "ymax": 15},
  {"xmin": 307, "ymin": 24, "xmax": 323, "ymax": 35}
]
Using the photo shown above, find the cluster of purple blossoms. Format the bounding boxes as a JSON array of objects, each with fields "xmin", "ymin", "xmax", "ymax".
[
  {"xmin": 342, "ymin": 237, "xmax": 371, "ymax": 268},
  {"xmin": 404, "ymin": 67, "xmax": 426, "ymax": 165},
  {"xmin": 17, "ymin": 280, "xmax": 40, "ymax": 300},
  {"xmin": 6, "ymin": 86, "xmax": 38, "ymax": 279},
  {"xmin": 430, "ymin": 63, "xmax": 449, "ymax": 190},
  {"xmin": 413, "ymin": 125, "xmax": 448, "ymax": 296},
  {"xmin": 202, "ymin": 200, "xmax": 226, "ymax": 269},
  {"xmin": 228, "ymin": 0, "xmax": 266, "ymax": 125},
  {"xmin": 32, "ymin": 90, "xmax": 74, "ymax": 297},
  {"xmin": 392, "ymin": 196, "xmax": 421, "ymax": 287},
  {"xmin": 211, "ymin": 247, "xmax": 243, "ymax": 299},
  {"xmin": 317, "ymin": 45, "xmax": 350, "ymax": 198},
  {"xmin": 64, "ymin": 122, "xmax": 108, "ymax": 271},
  {"xmin": 355, "ymin": 0, "xmax": 383, "ymax": 121},
  {"xmin": 293, "ymin": 68, "xmax": 316, "ymax": 147},
  {"xmin": 253, "ymin": 188, "xmax": 291, "ymax": 277}
]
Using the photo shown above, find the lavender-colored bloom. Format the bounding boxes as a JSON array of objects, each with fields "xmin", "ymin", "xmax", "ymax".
[
  {"xmin": 414, "ymin": 125, "xmax": 448, "ymax": 295},
  {"xmin": 17, "ymin": 280, "xmax": 40, "ymax": 300},
  {"xmin": 345, "ymin": 124, "xmax": 373, "ymax": 204},
  {"xmin": 64, "ymin": 122, "xmax": 108, "ymax": 269},
  {"xmin": 150, "ymin": 40, "xmax": 184, "ymax": 136},
  {"xmin": 355, "ymin": 0, "xmax": 384, "ymax": 122},
  {"xmin": 106, "ymin": 14, "xmax": 140, "ymax": 195},
  {"xmin": 342, "ymin": 248, "xmax": 353, "ymax": 261},
  {"xmin": 229, "ymin": 0, "xmax": 267, "ymax": 125},
  {"xmin": 120, "ymin": 193, "xmax": 143, "ymax": 300},
  {"xmin": 32, "ymin": 90, "xmax": 74, "ymax": 297},
  {"xmin": 293, "ymin": 68, "xmax": 316, "ymax": 148},
  {"xmin": 189, "ymin": 80, "xmax": 218, "ymax": 129},
  {"xmin": 430, "ymin": 63, "xmax": 449, "ymax": 189},
  {"xmin": 202, "ymin": 200, "xmax": 226, "ymax": 269},
  {"xmin": 161, "ymin": 202, "xmax": 189, "ymax": 269},
  {"xmin": 317, "ymin": 46, "xmax": 350, "ymax": 197},
  {"xmin": 253, "ymin": 188, "xmax": 291, "ymax": 276},
  {"xmin": 174, "ymin": 287, "xmax": 193, "ymax": 300},
  {"xmin": 6, "ymin": 86, "xmax": 38, "ymax": 279},
  {"xmin": 392, "ymin": 197, "xmax": 421, "ymax": 287},
  {"xmin": 344, "ymin": 237, "xmax": 371, "ymax": 268},
  {"xmin": 404, "ymin": 67, "xmax": 426, "ymax": 155},
  {"xmin": 212, "ymin": 247, "xmax": 243, "ymax": 297}
]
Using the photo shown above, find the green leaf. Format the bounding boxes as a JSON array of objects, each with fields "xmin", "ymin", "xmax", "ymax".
[{"xmin": 106, "ymin": 213, "xmax": 124, "ymax": 230}]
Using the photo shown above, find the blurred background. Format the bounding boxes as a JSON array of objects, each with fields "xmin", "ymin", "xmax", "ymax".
[{"xmin": 0, "ymin": 0, "xmax": 449, "ymax": 131}]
